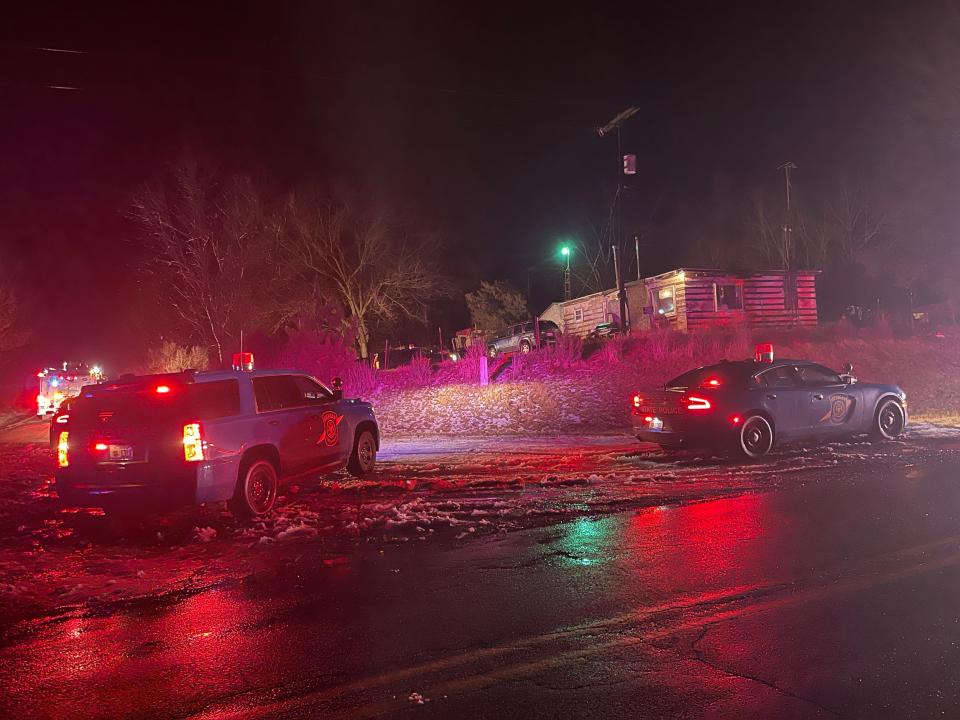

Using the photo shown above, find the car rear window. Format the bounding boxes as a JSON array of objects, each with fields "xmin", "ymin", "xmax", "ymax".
[{"xmin": 665, "ymin": 365, "xmax": 743, "ymax": 390}]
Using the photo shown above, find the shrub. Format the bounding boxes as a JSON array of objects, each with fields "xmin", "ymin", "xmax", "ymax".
[{"xmin": 144, "ymin": 341, "xmax": 211, "ymax": 373}]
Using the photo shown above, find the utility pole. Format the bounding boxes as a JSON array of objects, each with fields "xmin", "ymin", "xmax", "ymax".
[
  {"xmin": 598, "ymin": 107, "xmax": 640, "ymax": 334},
  {"xmin": 634, "ymin": 234, "xmax": 641, "ymax": 281},
  {"xmin": 778, "ymin": 161, "xmax": 797, "ymax": 269}
]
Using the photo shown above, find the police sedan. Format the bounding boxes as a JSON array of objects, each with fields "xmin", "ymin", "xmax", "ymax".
[
  {"xmin": 632, "ymin": 345, "xmax": 907, "ymax": 458},
  {"xmin": 55, "ymin": 368, "xmax": 380, "ymax": 519}
]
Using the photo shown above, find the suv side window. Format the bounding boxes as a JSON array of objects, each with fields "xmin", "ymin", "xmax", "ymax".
[
  {"xmin": 293, "ymin": 375, "xmax": 334, "ymax": 403},
  {"xmin": 190, "ymin": 380, "xmax": 241, "ymax": 419},
  {"xmin": 796, "ymin": 363, "xmax": 842, "ymax": 387},
  {"xmin": 252, "ymin": 375, "xmax": 304, "ymax": 412},
  {"xmin": 756, "ymin": 365, "xmax": 800, "ymax": 389}
]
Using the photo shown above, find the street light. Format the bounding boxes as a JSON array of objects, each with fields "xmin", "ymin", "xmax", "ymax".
[{"xmin": 559, "ymin": 244, "xmax": 572, "ymax": 300}]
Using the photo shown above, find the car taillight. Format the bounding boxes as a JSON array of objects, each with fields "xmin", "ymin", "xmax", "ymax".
[
  {"xmin": 57, "ymin": 431, "xmax": 70, "ymax": 468},
  {"xmin": 183, "ymin": 423, "xmax": 204, "ymax": 462},
  {"xmin": 685, "ymin": 396, "xmax": 712, "ymax": 411},
  {"xmin": 701, "ymin": 377, "xmax": 722, "ymax": 388},
  {"xmin": 56, "ymin": 413, "xmax": 69, "ymax": 424}
]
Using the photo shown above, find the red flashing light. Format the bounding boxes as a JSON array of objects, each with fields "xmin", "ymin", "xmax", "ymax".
[
  {"xmin": 702, "ymin": 377, "xmax": 722, "ymax": 388},
  {"xmin": 685, "ymin": 395, "xmax": 712, "ymax": 411},
  {"xmin": 632, "ymin": 394, "xmax": 642, "ymax": 408},
  {"xmin": 730, "ymin": 415, "xmax": 743, "ymax": 425},
  {"xmin": 94, "ymin": 442, "xmax": 108, "ymax": 451},
  {"xmin": 155, "ymin": 385, "xmax": 171, "ymax": 394},
  {"xmin": 644, "ymin": 415, "xmax": 654, "ymax": 423},
  {"xmin": 755, "ymin": 343, "xmax": 774, "ymax": 363}
]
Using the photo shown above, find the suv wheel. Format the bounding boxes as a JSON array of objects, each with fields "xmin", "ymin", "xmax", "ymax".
[
  {"xmin": 348, "ymin": 430, "xmax": 377, "ymax": 476},
  {"xmin": 229, "ymin": 458, "xmax": 278, "ymax": 521},
  {"xmin": 487, "ymin": 346, "xmax": 498, "ymax": 359},
  {"xmin": 519, "ymin": 339, "xmax": 532, "ymax": 354}
]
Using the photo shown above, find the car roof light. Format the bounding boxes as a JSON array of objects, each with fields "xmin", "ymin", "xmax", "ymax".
[{"xmin": 755, "ymin": 343, "xmax": 774, "ymax": 363}]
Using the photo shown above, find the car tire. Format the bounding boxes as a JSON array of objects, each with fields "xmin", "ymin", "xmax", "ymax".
[
  {"xmin": 229, "ymin": 458, "xmax": 279, "ymax": 521},
  {"xmin": 519, "ymin": 340, "xmax": 532, "ymax": 354},
  {"xmin": 871, "ymin": 398, "xmax": 905, "ymax": 441},
  {"xmin": 487, "ymin": 346, "xmax": 498, "ymax": 359},
  {"xmin": 347, "ymin": 430, "xmax": 377, "ymax": 477},
  {"xmin": 739, "ymin": 415, "xmax": 774, "ymax": 459}
]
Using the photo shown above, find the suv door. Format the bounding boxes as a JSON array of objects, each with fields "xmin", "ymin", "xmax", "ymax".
[
  {"xmin": 292, "ymin": 375, "xmax": 351, "ymax": 466},
  {"xmin": 251, "ymin": 375, "xmax": 314, "ymax": 476},
  {"xmin": 754, "ymin": 365, "xmax": 809, "ymax": 440},
  {"xmin": 796, "ymin": 363, "xmax": 863, "ymax": 437}
]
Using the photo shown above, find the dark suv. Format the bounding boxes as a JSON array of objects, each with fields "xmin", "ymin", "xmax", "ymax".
[{"xmin": 486, "ymin": 320, "xmax": 560, "ymax": 358}]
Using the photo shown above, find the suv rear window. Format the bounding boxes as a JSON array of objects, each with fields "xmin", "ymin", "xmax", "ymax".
[{"xmin": 69, "ymin": 379, "xmax": 241, "ymax": 428}]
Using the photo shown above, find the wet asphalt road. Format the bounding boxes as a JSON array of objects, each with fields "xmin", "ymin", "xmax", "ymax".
[{"xmin": 4, "ymin": 422, "xmax": 960, "ymax": 717}]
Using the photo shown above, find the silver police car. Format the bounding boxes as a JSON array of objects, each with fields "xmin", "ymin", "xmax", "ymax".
[{"xmin": 54, "ymin": 369, "xmax": 379, "ymax": 519}]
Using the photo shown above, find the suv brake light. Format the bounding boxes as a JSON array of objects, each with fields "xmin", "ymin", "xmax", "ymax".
[
  {"xmin": 183, "ymin": 423, "xmax": 205, "ymax": 462},
  {"xmin": 685, "ymin": 396, "xmax": 712, "ymax": 411},
  {"xmin": 57, "ymin": 431, "xmax": 70, "ymax": 468}
]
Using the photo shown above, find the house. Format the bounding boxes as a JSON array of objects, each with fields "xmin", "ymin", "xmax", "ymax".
[{"xmin": 543, "ymin": 268, "xmax": 819, "ymax": 337}]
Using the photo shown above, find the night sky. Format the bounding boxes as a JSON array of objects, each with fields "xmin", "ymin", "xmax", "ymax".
[{"xmin": 0, "ymin": 2, "xmax": 952, "ymax": 368}]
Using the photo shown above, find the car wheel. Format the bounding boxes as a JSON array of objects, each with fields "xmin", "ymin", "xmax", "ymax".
[
  {"xmin": 229, "ymin": 458, "xmax": 278, "ymax": 521},
  {"xmin": 347, "ymin": 430, "xmax": 377, "ymax": 477},
  {"xmin": 871, "ymin": 398, "xmax": 905, "ymax": 440},
  {"xmin": 519, "ymin": 339, "xmax": 532, "ymax": 354},
  {"xmin": 487, "ymin": 346, "xmax": 498, "ymax": 359},
  {"xmin": 739, "ymin": 415, "xmax": 774, "ymax": 459}
]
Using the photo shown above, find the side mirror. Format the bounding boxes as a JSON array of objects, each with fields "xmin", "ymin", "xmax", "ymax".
[
  {"xmin": 332, "ymin": 377, "xmax": 344, "ymax": 400},
  {"xmin": 840, "ymin": 363, "xmax": 857, "ymax": 384}
]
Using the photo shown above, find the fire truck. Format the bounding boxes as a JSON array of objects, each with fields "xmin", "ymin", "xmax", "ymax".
[{"xmin": 36, "ymin": 363, "xmax": 104, "ymax": 417}]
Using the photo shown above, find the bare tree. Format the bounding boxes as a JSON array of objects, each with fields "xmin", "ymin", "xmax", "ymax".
[
  {"xmin": 130, "ymin": 161, "xmax": 271, "ymax": 364},
  {"xmin": 281, "ymin": 192, "xmax": 446, "ymax": 359},
  {"xmin": 749, "ymin": 189, "xmax": 798, "ymax": 270},
  {"xmin": 824, "ymin": 179, "xmax": 886, "ymax": 264}
]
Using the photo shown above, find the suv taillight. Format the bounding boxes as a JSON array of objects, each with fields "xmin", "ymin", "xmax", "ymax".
[
  {"xmin": 183, "ymin": 423, "xmax": 205, "ymax": 462},
  {"xmin": 57, "ymin": 431, "xmax": 70, "ymax": 468}
]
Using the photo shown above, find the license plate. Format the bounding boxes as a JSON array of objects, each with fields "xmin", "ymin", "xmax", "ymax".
[{"xmin": 109, "ymin": 445, "xmax": 133, "ymax": 461}]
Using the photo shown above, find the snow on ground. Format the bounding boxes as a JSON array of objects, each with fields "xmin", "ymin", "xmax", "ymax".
[{"xmin": 1, "ymin": 432, "xmax": 954, "ymax": 628}]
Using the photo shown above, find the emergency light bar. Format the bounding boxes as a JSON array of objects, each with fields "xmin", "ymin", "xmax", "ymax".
[
  {"xmin": 755, "ymin": 343, "xmax": 774, "ymax": 363},
  {"xmin": 232, "ymin": 352, "xmax": 254, "ymax": 371}
]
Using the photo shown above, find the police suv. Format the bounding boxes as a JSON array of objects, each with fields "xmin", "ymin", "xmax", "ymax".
[{"xmin": 55, "ymin": 369, "xmax": 380, "ymax": 519}]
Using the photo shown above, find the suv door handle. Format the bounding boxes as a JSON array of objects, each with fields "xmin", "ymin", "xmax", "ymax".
[
  {"xmin": 812, "ymin": 393, "xmax": 824, "ymax": 400},
  {"xmin": 766, "ymin": 393, "xmax": 777, "ymax": 400}
]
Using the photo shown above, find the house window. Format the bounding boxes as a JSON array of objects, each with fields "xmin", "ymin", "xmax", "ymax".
[
  {"xmin": 574, "ymin": 307, "xmax": 584, "ymax": 322},
  {"xmin": 655, "ymin": 287, "xmax": 676, "ymax": 316},
  {"xmin": 715, "ymin": 284, "xmax": 743, "ymax": 311}
]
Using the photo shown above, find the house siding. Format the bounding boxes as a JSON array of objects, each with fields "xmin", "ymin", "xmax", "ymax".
[{"xmin": 548, "ymin": 268, "xmax": 819, "ymax": 338}]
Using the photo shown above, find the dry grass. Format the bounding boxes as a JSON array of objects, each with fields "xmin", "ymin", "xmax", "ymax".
[{"xmin": 372, "ymin": 326, "xmax": 960, "ymax": 436}]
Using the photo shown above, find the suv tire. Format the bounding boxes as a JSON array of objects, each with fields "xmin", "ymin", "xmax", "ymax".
[
  {"xmin": 519, "ymin": 339, "xmax": 532, "ymax": 354},
  {"xmin": 487, "ymin": 346, "xmax": 498, "ymax": 359},
  {"xmin": 348, "ymin": 430, "xmax": 377, "ymax": 476},
  {"xmin": 229, "ymin": 458, "xmax": 279, "ymax": 521}
]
